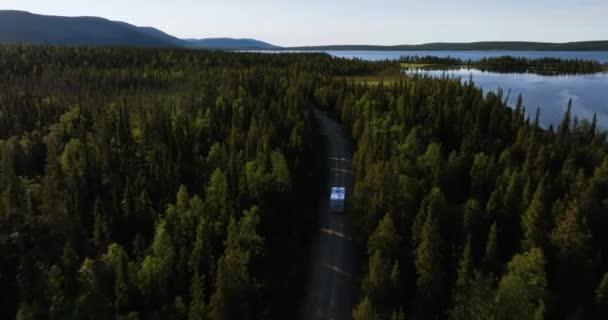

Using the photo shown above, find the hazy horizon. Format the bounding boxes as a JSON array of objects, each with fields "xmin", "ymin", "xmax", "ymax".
[{"xmin": 3, "ymin": 0, "xmax": 608, "ymax": 46}]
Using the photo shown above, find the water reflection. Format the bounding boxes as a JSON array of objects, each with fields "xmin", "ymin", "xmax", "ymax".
[{"xmin": 408, "ymin": 68, "xmax": 608, "ymax": 129}]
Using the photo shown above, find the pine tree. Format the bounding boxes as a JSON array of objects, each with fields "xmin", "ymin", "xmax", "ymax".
[
  {"xmin": 512, "ymin": 94, "xmax": 524, "ymax": 130},
  {"xmin": 456, "ymin": 235, "xmax": 473, "ymax": 287},
  {"xmin": 92, "ymin": 198, "xmax": 110, "ymax": 251},
  {"xmin": 550, "ymin": 204, "xmax": 593, "ymax": 316},
  {"xmin": 534, "ymin": 302, "xmax": 546, "ymax": 320},
  {"xmin": 189, "ymin": 273, "xmax": 208, "ymax": 320},
  {"xmin": 413, "ymin": 187, "xmax": 446, "ymax": 248},
  {"xmin": 594, "ymin": 272, "xmax": 608, "ymax": 320},
  {"xmin": 102, "ymin": 243, "xmax": 130, "ymax": 313},
  {"xmin": 556, "ymin": 99, "xmax": 572, "ymax": 146},
  {"xmin": 533, "ymin": 108, "xmax": 540, "ymax": 129},
  {"xmin": 353, "ymin": 296, "xmax": 378, "ymax": 320},
  {"xmin": 363, "ymin": 250, "xmax": 393, "ymax": 311},
  {"xmin": 522, "ymin": 180, "xmax": 546, "ymax": 250},
  {"xmin": 74, "ymin": 259, "xmax": 112, "ymax": 319},
  {"xmin": 368, "ymin": 214, "xmax": 400, "ymax": 258},
  {"xmin": 589, "ymin": 113, "xmax": 597, "ymax": 139},
  {"xmin": 391, "ymin": 308, "xmax": 406, "ymax": 320},
  {"xmin": 483, "ymin": 222, "xmax": 498, "ymax": 273},
  {"xmin": 550, "ymin": 204, "xmax": 591, "ymax": 258},
  {"xmin": 449, "ymin": 274, "xmax": 496, "ymax": 320},
  {"xmin": 205, "ymin": 168, "xmax": 230, "ymax": 230},
  {"xmin": 121, "ymin": 178, "xmax": 134, "ymax": 218},
  {"xmin": 495, "ymin": 248, "xmax": 547, "ymax": 320},
  {"xmin": 46, "ymin": 264, "xmax": 68, "ymax": 319},
  {"xmin": 462, "ymin": 198, "xmax": 481, "ymax": 237},
  {"xmin": 415, "ymin": 197, "xmax": 443, "ymax": 300},
  {"xmin": 16, "ymin": 304, "xmax": 34, "ymax": 320},
  {"xmin": 270, "ymin": 150, "xmax": 291, "ymax": 192},
  {"xmin": 210, "ymin": 207, "xmax": 262, "ymax": 320},
  {"xmin": 40, "ymin": 139, "xmax": 69, "ymax": 238},
  {"xmin": 61, "ymin": 243, "xmax": 80, "ymax": 297}
]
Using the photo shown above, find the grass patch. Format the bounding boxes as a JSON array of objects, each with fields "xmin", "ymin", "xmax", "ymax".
[
  {"xmin": 338, "ymin": 75, "xmax": 403, "ymax": 85},
  {"xmin": 399, "ymin": 62, "xmax": 433, "ymax": 68}
]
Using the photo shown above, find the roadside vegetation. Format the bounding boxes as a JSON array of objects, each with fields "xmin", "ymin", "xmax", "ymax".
[{"xmin": 315, "ymin": 71, "xmax": 608, "ymax": 319}]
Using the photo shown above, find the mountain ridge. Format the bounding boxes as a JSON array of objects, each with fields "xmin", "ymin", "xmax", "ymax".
[
  {"xmin": 0, "ymin": 10, "xmax": 277, "ymax": 49},
  {"xmin": 1, "ymin": 11, "xmax": 607, "ymax": 51}
]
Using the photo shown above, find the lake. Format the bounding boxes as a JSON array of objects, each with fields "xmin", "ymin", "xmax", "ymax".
[
  {"xmin": 408, "ymin": 68, "xmax": 608, "ymax": 130},
  {"xmin": 324, "ymin": 50, "xmax": 608, "ymax": 64}
]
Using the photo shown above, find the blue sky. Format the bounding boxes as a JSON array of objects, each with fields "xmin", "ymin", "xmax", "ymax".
[{"xmin": 4, "ymin": 0, "xmax": 608, "ymax": 46}]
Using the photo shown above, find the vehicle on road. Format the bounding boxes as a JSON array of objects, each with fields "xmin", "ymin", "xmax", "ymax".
[{"xmin": 330, "ymin": 187, "xmax": 346, "ymax": 213}]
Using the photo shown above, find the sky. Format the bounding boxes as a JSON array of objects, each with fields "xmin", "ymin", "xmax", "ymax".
[{"xmin": 4, "ymin": 0, "xmax": 608, "ymax": 46}]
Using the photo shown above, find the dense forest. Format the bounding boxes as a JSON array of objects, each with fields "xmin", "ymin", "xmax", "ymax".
[
  {"xmin": 314, "ymin": 74, "xmax": 608, "ymax": 319},
  {"xmin": 0, "ymin": 45, "xmax": 393, "ymax": 319},
  {"xmin": 400, "ymin": 55, "xmax": 605, "ymax": 74},
  {"xmin": 2, "ymin": 45, "xmax": 608, "ymax": 320}
]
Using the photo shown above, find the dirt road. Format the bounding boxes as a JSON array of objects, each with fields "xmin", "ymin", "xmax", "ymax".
[{"xmin": 300, "ymin": 110, "xmax": 356, "ymax": 320}]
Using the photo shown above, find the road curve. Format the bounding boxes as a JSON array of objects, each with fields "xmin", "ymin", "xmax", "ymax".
[{"xmin": 300, "ymin": 110, "xmax": 356, "ymax": 320}]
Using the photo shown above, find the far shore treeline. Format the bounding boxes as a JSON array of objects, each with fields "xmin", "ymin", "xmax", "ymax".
[
  {"xmin": 400, "ymin": 55, "xmax": 606, "ymax": 74},
  {"xmin": 284, "ymin": 41, "xmax": 608, "ymax": 52}
]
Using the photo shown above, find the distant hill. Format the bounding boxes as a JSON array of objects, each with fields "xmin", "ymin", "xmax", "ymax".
[
  {"xmin": 0, "ymin": 10, "xmax": 181, "ymax": 47},
  {"xmin": 185, "ymin": 38, "xmax": 277, "ymax": 50},
  {"xmin": 114, "ymin": 22, "xmax": 185, "ymax": 47},
  {"xmin": 0, "ymin": 10, "xmax": 277, "ymax": 50},
  {"xmin": 287, "ymin": 41, "xmax": 608, "ymax": 51},
  {"xmin": 2, "ymin": 11, "xmax": 605, "ymax": 52}
]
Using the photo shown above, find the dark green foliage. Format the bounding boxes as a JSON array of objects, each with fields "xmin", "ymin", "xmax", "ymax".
[
  {"xmin": 326, "ymin": 62, "xmax": 608, "ymax": 319},
  {"xmin": 595, "ymin": 272, "xmax": 608, "ymax": 319},
  {"xmin": 414, "ymin": 190, "xmax": 444, "ymax": 300},
  {"xmin": 2, "ymin": 44, "xmax": 608, "ymax": 319},
  {"xmin": 353, "ymin": 296, "xmax": 378, "ymax": 320},
  {"xmin": 449, "ymin": 274, "xmax": 496, "ymax": 320},
  {"xmin": 0, "ymin": 45, "xmax": 362, "ymax": 319},
  {"xmin": 495, "ymin": 248, "xmax": 547, "ymax": 320}
]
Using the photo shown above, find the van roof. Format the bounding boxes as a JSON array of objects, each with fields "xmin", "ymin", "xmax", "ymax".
[{"xmin": 330, "ymin": 187, "xmax": 345, "ymax": 200}]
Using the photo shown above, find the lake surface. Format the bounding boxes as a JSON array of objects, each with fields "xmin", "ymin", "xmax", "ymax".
[
  {"xmin": 408, "ymin": 68, "xmax": 608, "ymax": 129},
  {"xmin": 324, "ymin": 50, "xmax": 608, "ymax": 64}
]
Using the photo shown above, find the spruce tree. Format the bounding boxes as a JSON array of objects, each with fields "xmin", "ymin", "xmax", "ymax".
[
  {"xmin": 495, "ymin": 248, "xmax": 547, "ymax": 320},
  {"xmin": 522, "ymin": 180, "xmax": 546, "ymax": 250},
  {"xmin": 456, "ymin": 235, "xmax": 474, "ymax": 287},
  {"xmin": 415, "ymin": 196, "xmax": 443, "ymax": 301},
  {"xmin": 483, "ymin": 222, "xmax": 498, "ymax": 273},
  {"xmin": 353, "ymin": 296, "xmax": 378, "ymax": 320},
  {"xmin": 595, "ymin": 272, "xmax": 608, "ymax": 320}
]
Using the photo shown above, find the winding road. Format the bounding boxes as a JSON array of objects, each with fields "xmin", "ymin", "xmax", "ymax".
[{"xmin": 300, "ymin": 110, "xmax": 356, "ymax": 320}]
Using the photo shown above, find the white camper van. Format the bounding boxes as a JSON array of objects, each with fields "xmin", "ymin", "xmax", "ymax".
[{"xmin": 330, "ymin": 187, "xmax": 346, "ymax": 213}]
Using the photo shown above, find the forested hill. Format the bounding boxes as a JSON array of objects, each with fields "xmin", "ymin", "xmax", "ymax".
[
  {"xmin": 185, "ymin": 38, "xmax": 277, "ymax": 49},
  {"xmin": 288, "ymin": 41, "xmax": 608, "ymax": 51},
  {"xmin": 0, "ymin": 10, "xmax": 182, "ymax": 47},
  {"xmin": 0, "ymin": 11, "xmax": 277, "ymax": 49}
]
